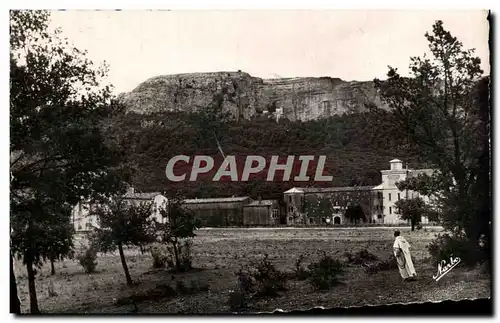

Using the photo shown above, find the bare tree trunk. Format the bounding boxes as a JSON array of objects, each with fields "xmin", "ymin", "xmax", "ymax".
[
  {"xmin": 10, "ymin": 253, "xmax": 21, "ymax": 314},
  {"xmin": 50, "ymin": 258, "xmax": 55, "ymax": 275},
  {"xmin": 25, "ymin": 253, "xmax": 39, "ymax": 314},
  {"xmin": 117, "ymin": 243, "xmax": 133, "ymax": 286},
  {"xmin": 172, "ymin": 239, "xmax": 180, "ymax": 272}
]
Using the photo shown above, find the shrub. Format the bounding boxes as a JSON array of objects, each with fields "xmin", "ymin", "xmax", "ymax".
[
  {"xmin": 344, "ymin": 249, "xmax": 379, "ymax": 265},
  {"xmin": 307, "ymin": 252, "xmax": 345, "ymax": 290},
  {"xmin": 164, "ymin": 240, "xmax": 193, "ymax": 272},
  {"xmin": 252, "ymin": 254, "xmax": 287, "ymax": 298},
  {"xmin": 294, "ymin": 254, "xmax": 309, "ymax": 280},
  {"xmin": 150, "ymin": 245, "xmax": 167, "ymax": 268},
  {"xmin": 178, "ymin": 240, "xmax": 193, "ymax": 271},
  {"xmin": 229, "ymin": 268, "xmax": 257, "ymax": 312},
  {"xmin": 427, "ymin": 233, "xmax": 478, "ymax": 267},
  {"xmin": 76, "ymin": 247, "xmax": 98, "ymax": 274},
  {"xmin": 175, "ymin": 280, "xmax": 189, "ymax": 294},
  {"xmin": 228, "ymin": 290, "xmax": 249, "ymax": 312},
  {"xmin": 363, "ymin": 255, "xmax": 398, "ymax": 275}
]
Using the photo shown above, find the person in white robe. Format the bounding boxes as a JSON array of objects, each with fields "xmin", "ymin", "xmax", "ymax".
[{"xmin": 393, "ymin": 230, "xmax": 417, "ymax": 280}]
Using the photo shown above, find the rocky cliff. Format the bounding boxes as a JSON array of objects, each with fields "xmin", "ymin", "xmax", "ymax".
[{"xmin": 118, "ymin": 71, "xmax": 389, "ymax": 121}]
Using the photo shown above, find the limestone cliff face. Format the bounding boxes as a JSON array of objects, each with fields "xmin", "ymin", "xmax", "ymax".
[{"xmin": 119, "ymin": 71, "xmax": 388, "ymax": 121}]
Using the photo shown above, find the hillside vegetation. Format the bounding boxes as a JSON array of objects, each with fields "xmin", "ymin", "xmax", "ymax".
[{"xmin": 105, "ymin": 110, "xmax": 431, "ymax": 200}]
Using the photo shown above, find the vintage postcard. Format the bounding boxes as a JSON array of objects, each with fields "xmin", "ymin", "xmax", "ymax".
[{"xmin": 9, "ymin": 9, "xmax": 492, "ymax": 315}]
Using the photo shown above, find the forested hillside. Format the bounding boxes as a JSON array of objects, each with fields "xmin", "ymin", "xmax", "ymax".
[{"xmin": 104, "ymin": 109, "xmax": 432, "ymax": 200}]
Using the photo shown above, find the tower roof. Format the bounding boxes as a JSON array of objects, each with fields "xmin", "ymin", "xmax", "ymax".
[{"xmin": 390, "ymin": 159, "xmax": 402, "ymax": 163}]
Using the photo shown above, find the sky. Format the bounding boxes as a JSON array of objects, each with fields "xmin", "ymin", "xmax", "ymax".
[{"xmin": 49, "ymin": 10, "xmax": 490, "ymax": 95}]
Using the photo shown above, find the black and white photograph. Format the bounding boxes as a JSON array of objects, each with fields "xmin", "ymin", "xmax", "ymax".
[{"xmin": 9, "ymin": 8, "xmax": 492, "ymax": 315}]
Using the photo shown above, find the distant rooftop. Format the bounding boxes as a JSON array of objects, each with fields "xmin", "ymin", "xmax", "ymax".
[
  {"xmin": 122, "ymin": 191, "xmax": 162, "ymax": 200},
  {"xmin": 182, "ymin": 196, "xmax": 250, "ymax": 204},
  {"xmin": 245, "ymin": 200, "xmax": 275, "ymax": 206},
  {"xmin": 285, "ymin": 186, "xmax": 375, "ymax": 194}
]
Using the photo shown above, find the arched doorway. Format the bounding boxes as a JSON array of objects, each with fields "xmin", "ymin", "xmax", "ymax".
[{"xmin": 333, "ymin": 216, "xmax": 341, "ymax": 225}]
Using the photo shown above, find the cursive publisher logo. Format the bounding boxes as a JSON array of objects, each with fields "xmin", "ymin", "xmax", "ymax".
[{"xmin": 433, "ymin": 256, "xmax": 461, "ymax": 282}]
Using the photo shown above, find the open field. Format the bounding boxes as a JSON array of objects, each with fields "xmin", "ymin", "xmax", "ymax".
[{"xmin": 14, "ymin": 226, "xmax": 491, "ymax": 314}]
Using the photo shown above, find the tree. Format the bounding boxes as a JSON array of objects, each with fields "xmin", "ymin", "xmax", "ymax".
[
  {"xmin": 394, "ymin": 197, "xmax": 428, "ymax": 231},
  {"xmin": 344, "ymin": 204, "xmax": 365, "ymax": 224},
  {"xmin": 10, "ymin": 10, "xmax": 126, "ymax": 313},
  {"xmin": 92, "ymin": 197, "xmax": 157, "ymax": 285},
  {"xmin": 158, "ymin": 198, "xmax": 200, "ymax": 272},
  {"xmin": 372, "ymin": 21, "xmax": 490, "ymax": 260}
]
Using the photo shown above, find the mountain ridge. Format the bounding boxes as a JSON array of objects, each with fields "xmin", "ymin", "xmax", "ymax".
[{"xmin": 118, "ymin": 71, "xmax": 389, "ymax": 121}]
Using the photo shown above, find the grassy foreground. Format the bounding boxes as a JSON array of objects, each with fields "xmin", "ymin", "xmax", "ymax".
[{"xmin": 14, "ymin": 227, "xmax": 491, "ymax": 314}]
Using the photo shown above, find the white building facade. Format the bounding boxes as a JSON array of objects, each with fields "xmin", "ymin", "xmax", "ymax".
[
  {"xmin": 372, "ymin": 159, "xmax": 436, "ymax": 224},
  {"xmin": 72, "ymin": 187, "xmax": 168, "ymax": 232}
]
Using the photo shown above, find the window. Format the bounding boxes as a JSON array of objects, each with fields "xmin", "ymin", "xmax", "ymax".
[
  {"xmin": 389, "ymin": 207, "xmax": 392, "ymax": 214},
  {"xmin": 86, "ymin": 222, "xmax": 92, "ymax": 228},
  {"xmin": 272, "ymin": 209, "xmax": 278, "ymax": 219},
  {"xmin": 388, "ymin": 193, "xmax": 392, "ymax": 201},
  {"xmin": 398, "ymin": 193, "xmax": 400, "ymax": 200},
  {"xmin": 288, "ymin": 195, "xmax": 292, "ymax": 203}
]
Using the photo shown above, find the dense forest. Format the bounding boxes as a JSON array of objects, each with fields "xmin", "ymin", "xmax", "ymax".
[{"xmin": 104, "ymin": 107, "xmax": 432, "ymax": 201}]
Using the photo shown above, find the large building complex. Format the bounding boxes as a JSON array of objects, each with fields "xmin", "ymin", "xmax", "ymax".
[
  {"xmin": 72, "ymin": 159, "xmax": 436, "ymax": 230},
  {"xmin": 283, "ymin": 159, "xmax": 436, "ymax": 225}
]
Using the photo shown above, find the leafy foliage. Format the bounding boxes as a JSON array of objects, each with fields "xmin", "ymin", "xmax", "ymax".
[
  {"xmin": 344, "ymin": 204, "xmax": 365, "ymax": 224},
  {"xmin": 251, "ymin": 255, "xmax": 288, "ymax": 298},
  {"xmin": 307, "ymin": 252, "xmax": 345, "ymax": 290},
  {"xmin": 76, "ymin": 247, "xmax": 98, "ymax": 274},
  {"xmin": 106, "ymin": 108, "xmax": 432, "ymax": 200},
  {"xmin": 157, "ymin": 198, "xmax": 200, "ymax": 272},
  {"xmin": 427, "ymin": 233, "xmax": 478, "ymax": 267},
  {"xmin": 92, "ymin": 196, "xmax": 157, "ymax": 284},
  {"xmin": 10, "ymin": 10, "xmax": 127, "ymax": 312},
  {"xmin": 372, "ymin": 20, "xmax": 490, "ymax": 264},
  {"xmin": 394, "ymin": 197, "xmax": 429, "ymax": 231}
]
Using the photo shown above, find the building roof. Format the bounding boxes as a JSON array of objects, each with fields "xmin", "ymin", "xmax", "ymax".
[
  {"xmin": 122, "ymin": 192, "xmax": 162, "ymax": 200},
  {"xmin": 245, "ymin": 200, "xmax": 275, "ymax": 206},
  {"xmin": 284, "ymin": 187, "xmax": 305, "ymax": 194},
  {"xmin": 390, "ymin": 159, "xmax": 403, "ymax": 163},
  {"xmin": 372, "ymin": 184, "xmax": 384, "ymax": 190},
  {"xmin": 182, "ymin": 196, "xmax": 250, "ymax": 204},
  {"xmin": 285, "ymin": 186, "xmax": 375, "ymax": 194}
]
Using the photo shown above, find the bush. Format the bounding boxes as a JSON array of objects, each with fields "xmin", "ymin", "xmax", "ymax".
[
  {"xmin": 363, "ymin": 255, "xmax": 398, "ymax": 275},
  {"xmin": 427, "ymin": 233, "xmax": 478, "ymax": 267},
  {"xmin": 229, "ymin": 267, "xmax": 257, "ymax": 312},
  {"xmin": 150, "ymin": 245, "xmax": 167, "ymax": 268},
  {"xmin": 116, "ymin": 284, "xmax": 177, "ymax": 305},
  {"xmin": 307, "ymin": 252, "xmax": 345, "ymax": 290},
  {"xmin": 228, "ymin": 290, "xmax": 249, "ymax": 312},
  {"xmin": 344, "ymin": 249, "xmax": 378, "ymax": 265},
  {"xmin": 166, "ymin": 240, "xmax": 193, "ymax": 272},
  {"xmin": 76, "ymin": 247, "xmax": 98, "ymax": 274},
  {"xmin": 252, "ymin": 254, "xmax": 288, "ymax": 298},
  {"xmin": 177, "ymin": 240, "xmax": 193, "ymax": 271},
  {"xmin": 294, "ymin": 254, "xmax": 310, "ymax": 280}
]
